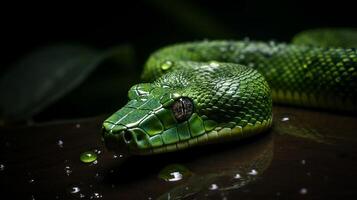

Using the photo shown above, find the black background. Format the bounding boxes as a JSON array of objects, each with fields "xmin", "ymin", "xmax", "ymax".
[{"xmin": 1, "ymin": 0, "xmax": 356, "ymax": 69}]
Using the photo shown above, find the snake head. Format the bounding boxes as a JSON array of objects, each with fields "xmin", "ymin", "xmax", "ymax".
[
  {"xmin": 102, "ymin": 64, "xmax": 273, "ymax": 155},
  {"xmin": 102, "ymin": 83, "xmax": 215, "ymax": 155}
]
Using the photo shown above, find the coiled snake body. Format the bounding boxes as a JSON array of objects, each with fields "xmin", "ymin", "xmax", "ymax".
[{"xmin": 102, "ymin": 29, "xmax": 357, "ymax": 155}]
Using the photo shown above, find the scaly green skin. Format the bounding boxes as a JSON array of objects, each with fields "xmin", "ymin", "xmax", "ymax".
[{"xmin": 102, "ymin": 29, "xmax": 357, "ymax": 155}]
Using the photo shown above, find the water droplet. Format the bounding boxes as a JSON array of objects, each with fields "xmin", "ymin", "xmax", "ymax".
[
  {"xmin": 158, "ymin": 164, "xmax": 192, "ymax": 182},
  {"xmin": 94, "ymin": 149, "xmax": 101, "ymax": 155},
  {"xmin": 234, "ymin": 173, "xmax": 241, "ymax": 179},
  {"xmin": 90, "ymin": 160, "xmax": 98, "ymax": 166},
  {"xmin": 299, "ymin": 188, "xmax": 308, "ymax": 195},
  {"xmin": 209, "ymin": 184, "xmax": 219, "ymax": 190},
  {"xmin": 209, "ymin": 61, "xmax": 220, "ymax": 67},
  {"xmin": 69, "ymin": 186, "xmax": 80, "ymax": 194},
  {"xmin": 281, "ymin": 117, "xmax": 289, "ymax": 122},
  {"xmin": 248, "ymin": 169, "xmax": 258, "ymax": 176},
  {"xmin": 0, "ymin": 164, "xmax": 5, "ymax": 171},
  {"xmin": 75, "ymin": 124, "xmax": 81, "ymax": 128},
  {"xmin": 80, "ymin": 151, "xmax": 98, "ymax": 163},
  {"xmin": 65, "ymin": 166, "xmax": 72, "ymax": 176},
  {"xmin": 28, "ymin": 179, "xmax": 35, "ymax": 184},
  {"xmin": 57, "ymin": 140, "xmax": 64, "ymax": 148},
  {"xmin": 301, "ymin": 160, "xmax": 306, "ymax": 165},
  {"xmin": 161, "ymin": 61, "xmax": 173, "ymax": 71},
  {"xmin": 168, "ymin": 172, "xmax": 183, "ymax": 182},
  {"xmin": 90, "ymin": 192, "xmax": 103, "ymax": 199}
]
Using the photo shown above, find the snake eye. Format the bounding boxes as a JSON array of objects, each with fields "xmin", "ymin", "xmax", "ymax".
[{"xmin": 171, "ymin": 97, "xmax": 194, "ymax": 121}]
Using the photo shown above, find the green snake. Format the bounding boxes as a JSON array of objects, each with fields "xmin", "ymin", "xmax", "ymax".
[{"xmin": 102, "ymin": 28, "xmax": 357, "ymax": 155}]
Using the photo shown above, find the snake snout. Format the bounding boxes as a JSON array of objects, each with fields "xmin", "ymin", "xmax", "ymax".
[{"xmin": 102, "ymin": 122, "xmax": 131, "ymax": 152}]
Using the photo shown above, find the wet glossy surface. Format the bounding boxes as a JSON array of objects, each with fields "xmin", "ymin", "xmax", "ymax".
[{"xmin": 0, "ymin": 106, "xmax": 357, "ymax": 199}]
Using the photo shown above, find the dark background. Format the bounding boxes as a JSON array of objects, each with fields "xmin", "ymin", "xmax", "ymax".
[
  {"xmin": 2, "ymin": 0, "xmax": 356, "ymax": 69},
  {"xmin": 0, "ymin": 0, "xmax": 356, "ymax": 121}
]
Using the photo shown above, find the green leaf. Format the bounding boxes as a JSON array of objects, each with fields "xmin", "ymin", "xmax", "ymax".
[{"xmin": 0, "ymin": 44, "xmax": 135, "ymax": 122}]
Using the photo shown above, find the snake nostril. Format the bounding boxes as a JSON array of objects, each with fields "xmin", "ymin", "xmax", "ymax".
[{"xmin": 123, "ymin": 131, "xmax": 133, "ymax": 143}]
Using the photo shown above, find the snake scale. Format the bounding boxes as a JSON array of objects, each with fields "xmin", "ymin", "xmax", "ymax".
[{"xmin": 102, "ymin": 28, "xmax": 357, "ymax": 155}]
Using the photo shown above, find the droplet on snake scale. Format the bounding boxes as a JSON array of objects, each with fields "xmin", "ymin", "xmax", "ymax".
[
  {"xmin": 161, "ymin": 61, "xmax": 173, "ymax": 71},
  {"xmin": 209, "ymin": 61, "xmax": 220, "ymax": 67}
]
